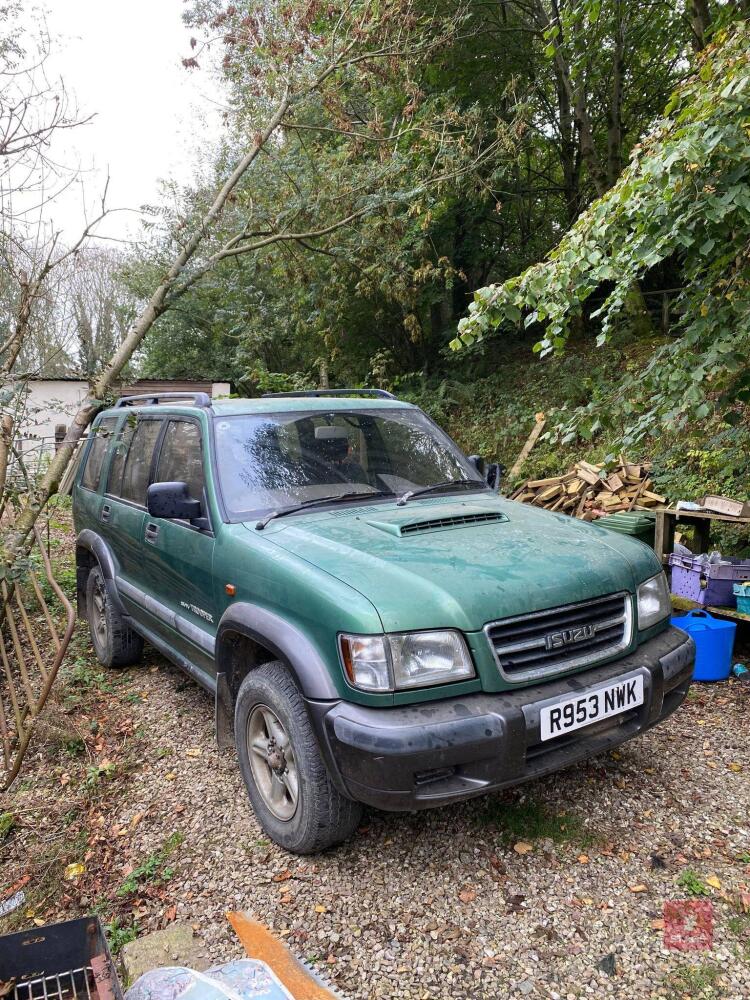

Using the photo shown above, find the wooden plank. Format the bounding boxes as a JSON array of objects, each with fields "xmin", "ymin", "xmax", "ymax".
[
  {"xmin": 508, "ymin": 413, "xmax": 546, "ymax": 480},
  {"xmin": 576, "ymin": 466, "xmax": 601, "ymax": 486}
]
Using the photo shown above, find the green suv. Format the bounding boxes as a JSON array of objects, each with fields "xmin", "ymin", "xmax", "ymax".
[{"xmin": 72, "ymin": 390, "xmax": 694, "ymax": 853}]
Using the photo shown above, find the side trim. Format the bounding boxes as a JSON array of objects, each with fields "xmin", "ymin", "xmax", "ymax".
[
  {"xmin": 115, "ymin": 576, "xmax": 216, "ymax": 656},
  {"xmin": 216, "ymin": 602, "xmax": 339, "ymax": 700},
  {"xmin": 127, "ymin": 616, "xmax": 217, "ymax": 695}
]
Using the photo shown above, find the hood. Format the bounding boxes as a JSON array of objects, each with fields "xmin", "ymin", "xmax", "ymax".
[{"xmin": 249, "ymin": 495, "xmax": 660, "ymax": 633}]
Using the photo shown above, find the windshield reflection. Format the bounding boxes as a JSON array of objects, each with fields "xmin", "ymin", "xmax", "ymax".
[{"xmin": 214, "ymin": 407, "xmax": 483, "ymax": 519}]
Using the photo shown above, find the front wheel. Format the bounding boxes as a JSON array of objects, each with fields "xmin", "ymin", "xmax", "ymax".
[{"xmin": 235, "ymin": 661, "xmax": 362, "ymax": 853}]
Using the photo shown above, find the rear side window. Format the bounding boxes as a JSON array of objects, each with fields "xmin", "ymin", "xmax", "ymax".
[
  {"xmin": 106, "ymin": 418, "xmax": 136, "ymax": 496},
  {"xmin": 155, "ymin": 420, "xmax": 204, "ymax": 501},
  {"xmin": 119, "ymin": 419, "xmax": 163, "ymax": 505},
  {"xmin": 80, "ymin": 417, "xmax": 116, "ymax": 491}
]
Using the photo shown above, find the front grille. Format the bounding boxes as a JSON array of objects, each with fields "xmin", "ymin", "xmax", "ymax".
[
  {"xmin": 400, "ymin": 512, "xmax": 507, "ymax": 535},
  {"xmin": 485, "ymin": 592, "xmax": 632, "ymax": 682}
]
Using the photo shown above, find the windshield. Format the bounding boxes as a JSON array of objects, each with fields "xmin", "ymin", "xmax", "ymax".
[{"xmin": 213, "ymin": 407, "xmax": 484, "ymax": 520}]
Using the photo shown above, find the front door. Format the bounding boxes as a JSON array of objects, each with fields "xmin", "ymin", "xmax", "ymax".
[{"xmin": 142, "ymin": 417, "xmax": 217, "ymax": 680}]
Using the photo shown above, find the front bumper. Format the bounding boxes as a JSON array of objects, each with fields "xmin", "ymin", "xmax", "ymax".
[{"xmin": 311, "ymin": 626, "xmax": 694, "ymax": 811}]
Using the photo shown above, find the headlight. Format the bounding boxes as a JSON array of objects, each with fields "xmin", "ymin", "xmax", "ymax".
[
  {"xmin": 637, "ymin": 572, "xmax": 671, "ymax": 630},
  {"xmin": 339, "ymin": 630, "xmax": 475, "ymax": 692}
]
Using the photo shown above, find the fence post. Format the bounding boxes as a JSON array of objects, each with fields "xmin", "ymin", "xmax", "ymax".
[{"xmin": 54, "ymin": 424, "xmax": 67, "ymax": 452}]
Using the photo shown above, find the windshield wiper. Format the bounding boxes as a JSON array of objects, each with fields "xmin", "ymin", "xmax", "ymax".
[
  {"xmin": 396, "ymin": 478, "xmax": 485, "ymax": 506},
  {"xmin": 255, "ymin": 490, "xmax": 396, "ymax": 530}
]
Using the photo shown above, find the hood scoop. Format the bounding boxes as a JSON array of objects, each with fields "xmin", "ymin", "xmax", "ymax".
[{"xmin": 367, "ymin": 510, "xmax": 509, "ymax": 537}]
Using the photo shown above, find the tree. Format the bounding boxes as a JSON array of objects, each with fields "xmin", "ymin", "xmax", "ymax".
[
  {"xmin": 2, "ymin": 0, "xmax": 498, "ymax": 566},
  {"xmin": 451, "ymin": 22, "xmax": 750, "ymax": 447}
]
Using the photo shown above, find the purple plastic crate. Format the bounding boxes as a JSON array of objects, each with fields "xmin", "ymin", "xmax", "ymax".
[{"xmin": 669, "ymin": 554, "xmax": 750, "ymax": 607}]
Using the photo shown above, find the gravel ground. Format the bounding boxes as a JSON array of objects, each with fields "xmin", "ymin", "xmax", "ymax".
[
  {"xmin": 4, "ymin": 624, "xmax": 750, "ymax": 999},
  {"xmin": 91, "ymin": 655, "xmax": 750, "ymax": 998}
]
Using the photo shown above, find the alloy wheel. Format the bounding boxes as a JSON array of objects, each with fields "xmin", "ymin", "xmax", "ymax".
[{"xmin": 246, "ymin": 703, "xmax": 299, "ymax": 821}]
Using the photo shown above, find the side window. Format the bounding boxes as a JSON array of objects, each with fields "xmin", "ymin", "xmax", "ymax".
[
  {"xmin": 106, "ymin": 418, "xmax": 136, "ymax": 496},
  {"xmin": 120, "ymin": 419, "xmax": 163, "ymax": 505},
  {"xmin": 80, "ymin": 417, "xmax": 116, "ymax": 491},
  {"xmin": 155, "ymin": 420, "xmax": 205, "ymax": 502}
]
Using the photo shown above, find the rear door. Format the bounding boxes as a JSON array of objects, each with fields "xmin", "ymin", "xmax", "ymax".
[
  {"xmin": 73, "ymin": 415, "xmax": 118, "ymax": 532},
  {"xmin": 101, "ymin": 414, "xmax": 164, "ymax": 626},
  {"xmin": 141, "ymin": 417, "xmax": 217, "ymax": 679}
]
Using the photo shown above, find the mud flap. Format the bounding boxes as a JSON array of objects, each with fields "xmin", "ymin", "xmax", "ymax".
[{"xmin": 215, "ymin": 672, "xmax": 235, "ymax": 749}]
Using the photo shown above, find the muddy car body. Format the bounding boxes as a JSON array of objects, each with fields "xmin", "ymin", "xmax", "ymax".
[{"xmin": 73, "ymin": 390, "xmax": 694, "ymax": 852}]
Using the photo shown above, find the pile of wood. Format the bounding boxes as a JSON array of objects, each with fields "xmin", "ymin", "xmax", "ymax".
[{"xmin": 508, "ymin": 457, "xmax": 667, "ymax": 519}]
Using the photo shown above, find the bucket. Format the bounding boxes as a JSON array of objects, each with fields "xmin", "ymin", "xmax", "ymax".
[
  {"xmin": 733, "ymin": 582, "xmax": 750, "ymax": 616},
  {"xmin": 671, "ymin": 610, "xmax": 736, "ymax": 682}
]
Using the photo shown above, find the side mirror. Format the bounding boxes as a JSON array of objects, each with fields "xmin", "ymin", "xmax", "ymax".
[
  {"xmin": 469, "ymin": 455, "xmax": 503, "ymax": 492},
  {"xmin": 486, "ymin": 462, "xmax": 504, "ymax": 492},
  {"xmin": 147, "ymin": 481, "xmax": 202, "ymax": 521}
]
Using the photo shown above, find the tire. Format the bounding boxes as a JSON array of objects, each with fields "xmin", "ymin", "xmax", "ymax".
[
  {"xmin": 235, "ymin": 661, "xmax": 362, "ymax": 853},
  {"xmin": 86, "ymin": 565, "xmax": 144, "ymax": 668}
]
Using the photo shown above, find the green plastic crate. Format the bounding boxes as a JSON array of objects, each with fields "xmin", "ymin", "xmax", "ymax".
[{"xmin": 597, "ymin": 511, "xmax": 656, "ymax": 547}]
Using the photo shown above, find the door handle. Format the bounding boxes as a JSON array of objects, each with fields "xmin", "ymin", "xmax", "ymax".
[
  {"xmin": 145, "ymin": 523, "xmax": 160, "ymax": 544},
  {"xmin": 101, "ymin": 503, "xmax": 111, "ymax": 523}
]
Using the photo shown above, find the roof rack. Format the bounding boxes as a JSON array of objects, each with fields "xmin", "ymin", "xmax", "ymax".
[
  {"xmin": 261, "ymin": 388, "xmax": 396, "ymax": 400},
  {"xmin": 115, "ymin": 391, "xmax": 212, "ymax": 408}
]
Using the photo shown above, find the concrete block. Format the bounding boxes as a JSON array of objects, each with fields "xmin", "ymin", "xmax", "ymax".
[{"xmin": 121, "ymin": 923, "xmax": 210, "ymax": 985}]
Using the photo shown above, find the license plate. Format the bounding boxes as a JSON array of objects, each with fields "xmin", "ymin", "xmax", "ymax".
[{"xmin": 539, "ymin": 675, "xmax": 644, "ymax": 742}]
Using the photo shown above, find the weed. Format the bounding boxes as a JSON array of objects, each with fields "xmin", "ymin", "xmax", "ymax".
[
  {"xmin": 104, "ymin": 917, "xmax": 140, "ymax": 955},
  {"xmin": 63, "ymin": 737, "xmax": 86, "ymax": 755},
  {"xmin": 666, "ymin": 962, "xmax": 723, "ymax": 999},
  {"xmin": 727, "ymin": 914, "xmax": 750, "ymax": 937},
  {"xmin": 85, "ymin": 762, "xmax": 117, "ymax": 788},
  {"xmin": 117, "ymin": 832, "xmax": 184, "ymax": 897},
  {"xmin": 479, "ymin": 796, "xmax": 592, "ymax": 846},
  {"xmin": 737, "ymin": 852, "xmax": 750, "ymax": 864},
  {"xmin": 0, "ymin": 812, "xmax": 15, "ymax": 841},
  {"xmin": 677, "ymin": 869, "xmax": 709, "ymax": 896}
]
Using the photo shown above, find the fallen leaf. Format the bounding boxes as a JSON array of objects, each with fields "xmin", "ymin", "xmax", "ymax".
[
  {"xmin": 279, "ymin": 894, "xmax": 293, "ymax": 905},
  {"xmin": 728, "ymin": 762, "xmax": 743, "ymax": 773},
  {"xmin": 629, "ymin": 884, "xmax": 648, "ymax": 893},
  {"xmin": 314, "ymin": 905, "xmax": 327, "ymax": 913},
  {"xmin": 739, "ymin": 892, "xmax": 750, "ymax": 913},
  {"xmin": 64, "ymin": 863, "xmax": 85, "ymax": 881},
  {"xmin": 577, "ymin": 855, "xmax": 589, "ymax": 864},
  {"xmin": 185, "ymin": 748, "xmax": 201, "ymax": 758},
  {"xmin": 130, "ymin": 812, "xmax": 144, "ymax": 830},
  {"xmin": 459, "ymin": 889, "xmax": 476, "ymax": 903},
  {"xmin": 650, "ymin": 918, "xmax": 665, "ymax": 931},
  {"xmin": 174, "ymin": 804, "xmax": 185, "ymax": 814},
  {"xmin": 165, "ymin": 772, "xmax": 176, "ymax": 781},
  {"xmin": 164, "ymin": 905, "xmax": 176, "ymax": 922},
  {"xmin": 514, "ymin": 841, "xmax": 533, "ymax": 855},
  {"xmin": 272, "ymin": 870, "xmax": 293, "ymax": 883},
  {"xmin": 706, "ymin": 875, "xmax": 722, "ymax": 890}
]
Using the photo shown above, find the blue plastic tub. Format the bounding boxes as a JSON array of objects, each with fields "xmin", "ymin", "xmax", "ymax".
[
  {"xmin": 734, "ymin": 582, "xmax": 750, "ymax": 615},
  {"xmin": 671, "ymin": 610, "xmax": 736, "ymax": 682}
]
